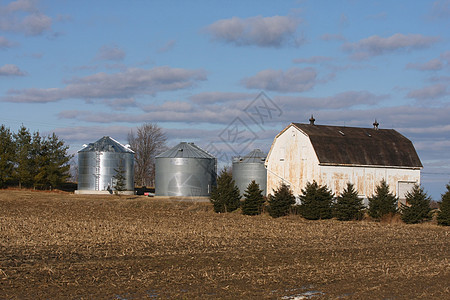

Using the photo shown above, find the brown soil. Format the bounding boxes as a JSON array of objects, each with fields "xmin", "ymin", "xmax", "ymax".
[{"xmin": 0, "ymin": 190, "xmax": 449, "ymax": 299}]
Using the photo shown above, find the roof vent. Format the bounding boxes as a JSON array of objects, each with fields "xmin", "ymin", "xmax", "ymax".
[
  {"xmin": 309, "ymin": 115, "xmax": 315, "ymax": 125},
  {"xmin": 373, "ymin": 119, "xmax": 379, "ymax": 130},
  {"xmin": 338, "ymin": 130, "xmax": 345, "ymax": 136}
]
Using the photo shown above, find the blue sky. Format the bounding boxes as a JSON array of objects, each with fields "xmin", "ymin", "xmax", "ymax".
[{"xmin": 1, "ymin": 0, "xmax": 449, "ymax": 199}]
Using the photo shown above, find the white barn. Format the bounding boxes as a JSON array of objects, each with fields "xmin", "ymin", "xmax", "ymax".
[{"xmin": 265, "ymin": 119, "xmax": 423, "ymax": 205}]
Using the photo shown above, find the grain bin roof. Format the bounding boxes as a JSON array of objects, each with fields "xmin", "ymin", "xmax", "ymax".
[
  {"xmin": 292, "ymin": 123, "xmax": 422, "ymax": 168},
  {"xmin": 234, "ymin": 149, "xmax": 267, "ymax": 163},
  {"xmin": 78, "ymin": 136, "xmax": 134, "ymax": 153},
  {"xmin": 156, "ymin": 142, "xmax": 215, "ymax": 159}
]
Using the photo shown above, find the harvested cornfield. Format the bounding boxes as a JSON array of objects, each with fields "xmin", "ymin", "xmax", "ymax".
[{"xmin": 0, "ymin": 190, "xmax": 449, "ymax": 299}]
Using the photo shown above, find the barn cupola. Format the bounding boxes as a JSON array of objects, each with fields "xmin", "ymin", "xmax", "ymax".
[
  {"xmin": 373, "ymin": 119, "xmax": 379, "ymax": 130},
  {"xmin": 309, "ymin": 115, "xmax": 316, "ymax": 125}
]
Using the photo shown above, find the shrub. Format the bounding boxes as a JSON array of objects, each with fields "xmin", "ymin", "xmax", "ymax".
[
  {"xmin": 368, "ymin": 180, "xmax": 397, "ymax": 221},
  {"xmin": 333, "ymin": 182, "xmax": 364, "ymax": 221},
  {"xmin": 210, "ymin": 168, "xmax": 240, "ymax": 213},
  {"xmin": 299, "ymin": 181, "xmax": 334, "ymax": 220},
  {"xmin": 242, "ymin": 180, "xmax": 265, "ymax": 216},
  {"xmin": 400, "ymin": 184, "xmax": 432, "ymax": 224},
  {"xmin": 268, "ymin": 183, "xmax": 295, "ymax": 218}
]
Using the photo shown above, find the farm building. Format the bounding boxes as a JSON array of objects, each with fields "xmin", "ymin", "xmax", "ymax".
[
  {"xmin": 265, "ymin": 118, "xmax": 423, "ymax": 205},
  {"xmin": 155, "ymin": 142, "xmax": 216, "ymax": 197},
  {"xmin": 232, "ymin": 149, "xmax": 267, "ymax": 197},
  {"xmin": 76, "ymin": 136, "xmax": 135, "ymax": 195}
]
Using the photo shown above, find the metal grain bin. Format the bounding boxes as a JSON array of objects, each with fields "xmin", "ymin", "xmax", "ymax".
[
  {"xmin": 77, "ymin": 136, "xmax": 134, "ymax": 194},
  {"xmin": 232, "ymin": 149, "xmax": 267, "ymax": 197},
  {"xmin": 155, "ymin": 142, "xmax": 216, "ymax": 197}
]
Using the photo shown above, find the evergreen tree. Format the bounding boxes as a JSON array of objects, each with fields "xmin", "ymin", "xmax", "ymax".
[
  {"xmin": 299, "ymin": 181, "xmax": 334, "ymax": 220},
  {"xmin": 13, "ymin": 125, "xmax": 33, "ymax": 188},
  {"xmin": 33, "ymin": 132, "xmax": 72, "ymax": 190},
  {"xmin": 437, "ymin": 183, "xmax": 450, "ymax": 226},
  {"xmin": 333, "ymin": 182, "xmax": 364, "ymax": 221},
  {"xmin": 210, "ymin": 168, "xmax": 241, "ymax": 213},
  {"xmin": 368, "ymin": 179, "xmax": 398, "ymax": 220},
  {"xmin": 113, "ymin": 163, "xmax": 127, "ymax": 194},
  {"xmin": 0, "ymin": 125, "xmax": 15, "ymax": 188},
  {"xmin": 242, "ymin": 180, "xmax": 265, "ymax": 216},
  {"xmin": 400, "ymin": 184, "xmax": 432, "ymax": 224},
  {"xmin": 268, "ymin": 182, "xmax": 296, "ymax": 218}
]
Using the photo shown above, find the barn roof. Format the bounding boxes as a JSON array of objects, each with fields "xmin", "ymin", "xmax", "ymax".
[{"xmin": 291, "ymin": 123, "xmax": 422, "ymax": 168}]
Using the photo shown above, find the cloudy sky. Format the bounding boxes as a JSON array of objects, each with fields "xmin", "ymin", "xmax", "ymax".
[{"xmin": 1, "ymin": 0, "xmax": 449, "ymax": 199}]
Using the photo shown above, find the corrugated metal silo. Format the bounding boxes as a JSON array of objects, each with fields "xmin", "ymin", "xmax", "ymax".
[
  {"xmin": 77, "ymin": 136, "xmax": 134, "ymax": 194},
  {"xmin": 155, "ymin": 142, "xmax": 216, "ymax": 197},
  {"xmin": 232, "ymin": 149, "xmax": 267, "ymax": 197}
]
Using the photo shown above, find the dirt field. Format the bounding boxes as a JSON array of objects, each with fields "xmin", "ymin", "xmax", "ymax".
[{"xmin": 0, "ymin": 190, "xmax": 449, "ymax": 299}]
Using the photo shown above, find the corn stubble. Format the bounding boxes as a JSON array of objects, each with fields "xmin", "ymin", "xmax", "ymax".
[{"xmin": 0, "ymin": 190, "xmax": 449, "ymax": 299}]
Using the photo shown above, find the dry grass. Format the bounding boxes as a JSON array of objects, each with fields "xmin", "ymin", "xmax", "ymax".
[{"xmin": 0, "ymin": 190, "xmax": 449, "ymax": 299}]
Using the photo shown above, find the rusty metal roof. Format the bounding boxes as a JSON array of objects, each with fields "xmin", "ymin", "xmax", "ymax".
[{"xmin": 292, "ymin": 123, "xmax": 422, "ymax": 168}]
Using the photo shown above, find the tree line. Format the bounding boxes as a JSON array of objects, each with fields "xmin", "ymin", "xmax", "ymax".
[
  {"xmin": 210, "ymin": 169, "xmax": 450, "ymax": 226},
  {"xmin": 0, "ymin": 124, "xmax": 72, "ymax": 190}
]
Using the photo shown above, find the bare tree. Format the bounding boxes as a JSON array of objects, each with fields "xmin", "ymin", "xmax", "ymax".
[{"xmin": 128, "ymin": 123, "xmax": 167, "ymax": 187}]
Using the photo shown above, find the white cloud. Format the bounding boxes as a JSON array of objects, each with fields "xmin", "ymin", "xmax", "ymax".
[
  {"xmin": 6, "ymin": 0, "xmax": 36, "ymax": 12},
  {"xmin": 95, "ymin": 44, "xmax": 126, "ymax": 61},
  {"xmin": 1, "ymin": 66, "xmax": 207, "ymax": 103},
  {"xmin": 293, "ymin": 56, "xmax": 333, "ymax": 64},
  {"xmin": 241, "ymin": 67, "xmax": 317, "ymax": 93},
  {"xmin": 158, "ymin": 40, "xmax": 176, "ymax": 53},
  {"xmin": 429, "ymin": 0, "xmax": 450, "ymax": 20},
  {"xmin": 206, "ymin": 15, "xmax": 302, "ymax": 48},
  {"xmin": 0, "ymin": 64, "xmax": 26, "ymax": 76},
  {"xmin": 0, "ymin": 36, "xmax": 17, "ymax": 49},
  {"xmin": 441, "ymin": 51, "xmax": 450, "ymax": 63},
  {"xmin": 275, "ymin": 91, "xmax": 385, "ymax": 110},
  {"xmin": 407, "ymin": 84, "xmax": 448, "ymax": 100},
  {"xmin": 0, "ymin": 0, "xmax": 52, "ymax": 36},
  {"xmin": 22, "ymin": 13, "xmax": 51, "ymax": 36},
  {"xmin": 342, "ymin": 33, "xmax": 440, "ymax": 60},
  {"xmin": 406, "ymin": 59, "xmax": 443, "ymax": 71},
  {"xmin": 189, "ymin": 92, "xmax": 255, "ymax": 104},
  {"xmin": 320, "ymin": 33, "xmax": 346, "ymax": 41}
]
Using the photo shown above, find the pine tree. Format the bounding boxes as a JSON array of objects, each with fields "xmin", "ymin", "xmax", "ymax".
[
  {"xmin": 113, "ymin": 163, "xmax": 127, "ymax": 194},
  {"xmin": 210, "ymin": 168, "xmax": 241, "ymax": 213},
  {"xmin": 400, "ymin": 184, "xmax": 432, "ymax": 224},
  {"xmin": 437, "ymin": 183, "xmax": 450, "ymax": 226},
  {"xmin": 333, "ymin": 182, "xmax": 364, "ymax": 221},
  {"xmin": 299, "ymin": 181, "xmax": 334, "ymax": 220},
  {"xmin": 0, "ymin": 125, "xmax": 15, "ymax": 188},
  {"xmin": 13, "ymin": 125, "xmax": 33, "ymax": 188},
  {"xmin": 242, "ymin": 180, "xmax": 265, "ymax": 216},
  {"xmin": 268, "ymin": 182, "xmax": 296, "ymax": 218},
  {"xmin": 368, "ymin": 179, "xmax": 398, "ymax": 220},
  {"xmin": 33, "ymin": 132, "xmax": 72, "ymax": 190}
]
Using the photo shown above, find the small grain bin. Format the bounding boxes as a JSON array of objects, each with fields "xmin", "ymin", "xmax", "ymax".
[
  {"xmin": 232, "ymin": 149, "xmax": 267, "ymax": 197},
  {"xmin": 155, "ymin": 142, "xmax": 216, "ymax": 197},
  {"xmin": 76, "ymin": 136, "xmax": 134, "ymax": 194}
]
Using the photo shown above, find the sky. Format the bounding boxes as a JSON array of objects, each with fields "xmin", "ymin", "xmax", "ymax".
[{"xmin": 0, "ymin": 0, "xmax": 449, "ymax": 199}]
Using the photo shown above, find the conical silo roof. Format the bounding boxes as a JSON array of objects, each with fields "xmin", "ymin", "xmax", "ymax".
[
  {"xmin": 78, "ymin": 136, "xmax": 134, "ymax": 153},
  {"xmin": 156, "ymin": 142, "xmax": 214, "ymax": 159},
  {"xmin": 234, "ymin": 149, "xmax": 266, "ymax": 163}
]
